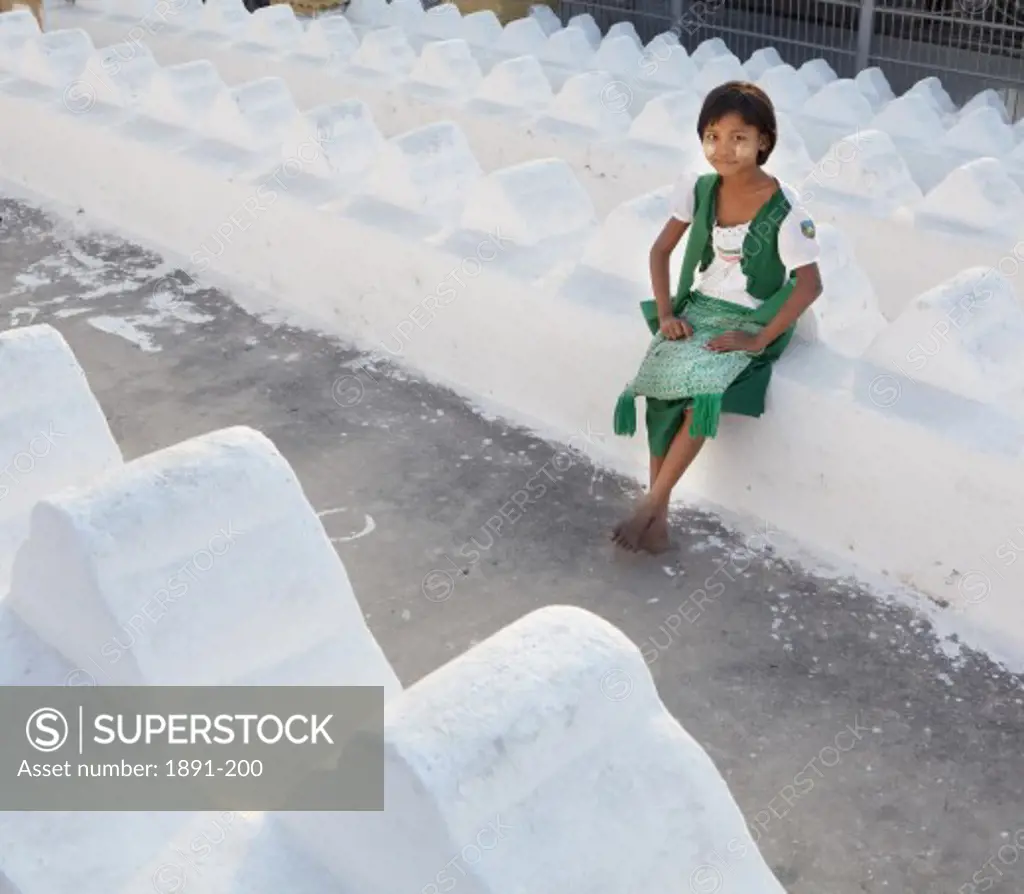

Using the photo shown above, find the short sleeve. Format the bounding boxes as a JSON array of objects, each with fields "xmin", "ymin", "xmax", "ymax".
[
  {"xmin": 778, "ymin": 205, "xmax": 821, "ymax": 271},
  {"xmin": 668, "ymin": 171, "xmax": 698, "ymax": 222}
]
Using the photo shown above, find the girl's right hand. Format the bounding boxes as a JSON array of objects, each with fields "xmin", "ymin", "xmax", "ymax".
[{"xmin": 659, "ymin": 315, "xmax": 693, "ymax": 340}]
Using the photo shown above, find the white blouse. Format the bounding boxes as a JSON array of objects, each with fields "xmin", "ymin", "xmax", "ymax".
[{"xmin": 668, "ymin": 172, "xmax": 821, "ymax": 310}]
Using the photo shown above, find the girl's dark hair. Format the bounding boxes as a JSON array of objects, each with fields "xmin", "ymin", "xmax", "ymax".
[{"xmin": 697, "ymin": 81, "xmax": 778, "ymax": 165}]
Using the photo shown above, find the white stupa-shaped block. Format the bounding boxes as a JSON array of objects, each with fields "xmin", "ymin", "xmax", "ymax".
[
  {"xmin": 696, "ymin": 53, "xmax": 746, "ymax": 94},
  {"xmin": 409, "ymin": 39, "xmax": 483, "ymax": 97},
  {"xmin": 854, "ymin": 66, "xmax": 894, "ymax": 109},
  {"xmin": 7, "ymin": 426, "xmax": 401, "ymax": 693},
  {"xmin": 244, "ymin": 4, "xmax": 303, "ymax": 49},
  {"xmin": 868, "ymin": 92, "xmax": 946, "ymax": 142},
  {"xmin": 138, "ymin": 60, "xmax": 226, "ymax": 128},
  {"xmin": 580, "ymin": 185, "xmax": 674, "ymax": 282},
  {"xmin": 864, "ymin": 267, "xmax": 1024, "ymax": 405},
  {"xmin": 918, "ymin": 157, "xmax": 1024, "ymax": 236},
  {"xmin": 346, "ymin": 0, "xmax": 389, "ymax": 26},
  {"xmin": 365, "ymin": 120, "xmax": 483, "ymax": 221},
  {"xmin": 351, "ymin": 26, "xmax": 417, "ymax": 77},
  {"xmin": 0, "ymin": 325, "xmax": 122, "ymax": 588},
  {"xmin": 278, "ymin": 605, "xmax": 790, "ymax": 894},
  {"xmin": 798, "ymin": 58, "xmax": 836, "ymax": 92},
  {"xmin": 547, "ymin": 70, "xmax": 634, "ymax": 136},
  {"xmin": 940, "ymin": 105, "xmax": 1015, "ymax": 157},
  {"xmin": 959, "ymin": 88, "xmax": 1009, "ymax": 124},
  {"xmin": 203, "ymin": 76, "xmax": 300, "ymax": 151},
  {"xmin": 473, "ymin": 54, "xmax": 553, "ymax": 110},
  {"xmin": 566, "ymin": 12, "xmax": 601, "ymax": 49},
  {"xmin": 279, "ymin": 100, "xmax": 385, "ymax": 183},
  {"xmin": 298, "ymin": 16, "xmax": 360, "ymax": 62},
  {"xmin": 420, "ymin": 2, "xmax": 464, "ymax": 40},
  {"xmin": 529, "ymin": 3, "xmax": 562, "ymax": 36},
  {"xmin": 806, "ymin": 129, "xmax": 923, "ymax": 212},
  {"xmin": 496, "ymin": 15, "xmax": 549, "ymax": 56},
  {"xmin": 690, "ymin": 36, "xmax": 729, "ymax": 68},
  {"xmin": 638, "ymin": 42, "xmax": 698, "ymax": 88},
  {"xmin": 0, "ymin": 8, "xmax": 41, "ymax": 62},
  {"xmin": 905, "ymin": 75, "xmax": 957, "ymax": 116},
  {"xmin": 802, "ymin": 77, "xmax": 874, "ymax": 128},
  {"xmin": 542, "ymin": 25, "xmax": 595, "ymax": 68},
  {"xmin": 606, "ymin": 20, "xmax": 642, "ymax": 48},
  {"xmin": 16, "ymin": 28, "xmax": 93, "ymax": 87},
  {"xmin": 756, "ymin": 63, "xmax": 810, "ymax": 113},
  {"xmin": 460, "ymin": 158, "xmax": 597, "ymax": 246},
  {"xmin": 590, "ymin": 33, "xmax": 643, "ymax": 76},
  {"xmin": 383, "ymin": 0, "xmax": 425, "ymax": 29},
  {"xmin": 462, "ymin": 9, "xmax": 503, "ymax": 47},
  {"xmin": 80, "ymin": 41, "xmax": 160, "ymax": 107},
  {"xmin": 197, "ymin": 0, "xmax": 249, "ymax": 35},
  {"xmin": 628, "ymin": 89, "xmax": 701, "ymax": 148},
  {"xmin": 744, "ymin": 46, "xmax": 783, "ymax": 80}
]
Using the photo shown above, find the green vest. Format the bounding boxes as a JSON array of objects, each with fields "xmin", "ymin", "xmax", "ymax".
[{"xmin": 639, "ymin": 173, "xmax": 798, "ymax": 355}]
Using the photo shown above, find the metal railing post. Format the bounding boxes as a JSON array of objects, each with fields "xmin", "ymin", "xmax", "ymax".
[{"xmin": 855, "ymin": 0, "xmax": 875, "ymax": 72}]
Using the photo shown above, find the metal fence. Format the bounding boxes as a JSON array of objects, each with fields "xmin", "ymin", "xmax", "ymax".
[{"xmin": 556, "ymin": 0, "xmax": 1024, "ymax": 117}]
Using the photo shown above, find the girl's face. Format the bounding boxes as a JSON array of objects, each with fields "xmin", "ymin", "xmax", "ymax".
[{"xmin": 701, "ymin": 112, "xmax": 767, "ymax": 175}]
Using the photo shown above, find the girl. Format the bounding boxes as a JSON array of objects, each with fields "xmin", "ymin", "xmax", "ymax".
[{"xmin": 611, "ymin": 81, "xmax": 823, "ymax": 553}]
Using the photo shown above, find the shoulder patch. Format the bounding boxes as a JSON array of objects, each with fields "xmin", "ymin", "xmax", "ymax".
[{"xmin": 800, "ymin": 219, "xmax": 816, "ymax": 239}]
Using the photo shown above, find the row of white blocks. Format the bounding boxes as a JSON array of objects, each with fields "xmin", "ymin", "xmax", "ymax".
[
  {"xmin": 48, "ymin": 0, "xmax": 1024, "ymax": 193},
  {"xmin": 0, "ymin": 324, "xmax": 787, "ymax": 894}
]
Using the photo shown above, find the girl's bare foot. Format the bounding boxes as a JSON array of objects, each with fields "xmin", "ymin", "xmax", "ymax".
[
  {"xmin": 639, "ymin": 516, "xmax": 671, "ymax": 554},
  {"xmin": 611, "ymin": 501, "xmax": 659, "ymax": 552}
]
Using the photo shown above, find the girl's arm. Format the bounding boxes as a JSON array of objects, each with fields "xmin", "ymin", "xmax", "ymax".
[
  {"xmin": 650, "ymin": 219, "xmax": 693, "ymax": 337},
  {"xmin": 752, "ymin": 262, "xmax": 822, "ymax": 349}
]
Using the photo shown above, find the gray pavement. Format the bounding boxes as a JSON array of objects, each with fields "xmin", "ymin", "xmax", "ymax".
[{"xmin": 1, "ymin": 193, "xmax": 1023, "ymax": 894}]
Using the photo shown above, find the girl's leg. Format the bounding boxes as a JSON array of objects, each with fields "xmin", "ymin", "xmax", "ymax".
[{"xmin": 613, "ymin": 410, "xmax": 707, "ymax": 552}]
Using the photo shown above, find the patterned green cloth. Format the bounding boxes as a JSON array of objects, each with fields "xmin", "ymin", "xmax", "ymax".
[{"xmin": 613, "ymin": 293, "xmax": 766, "ymax": 439}]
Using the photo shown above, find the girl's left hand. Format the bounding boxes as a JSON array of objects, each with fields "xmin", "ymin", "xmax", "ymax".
[{"xmin": 706, "ymin": 331, "xmax": 766, "ymax": 353}]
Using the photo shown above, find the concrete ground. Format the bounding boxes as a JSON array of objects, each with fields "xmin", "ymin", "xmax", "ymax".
[{"xmin": 1, "ymin": 193, "xmax": 1022, "ymax": 894}]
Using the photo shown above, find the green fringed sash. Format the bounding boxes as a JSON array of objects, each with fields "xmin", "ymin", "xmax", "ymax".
[{"xmin": 613, "ymin": 294, "xmax": 766, "ymax": 439}]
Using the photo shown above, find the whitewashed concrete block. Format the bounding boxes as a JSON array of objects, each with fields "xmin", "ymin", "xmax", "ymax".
[
  {"xmin": 496, "ymin": 16, "xmax": 548, "ymax": 56},
  {"xmin": 16, "ymin": 28, "xmax": 94, "ymax": 87},
  {"xmin": 805, "ymin": 129, "xmax": 923, "ymax": 215},
  {"xmin": 869, "ymin": 92, "xmax": 946, "ymax": 143},
  {"xmin": 352, "ymin": 26, "xmax": 417, "ymax": 76},
  {"xmin": 802, "ymin": 77, "xmax": 874, "ymax": 128},
  {"xmin": 542, "ymin": 26, "xmax": 594, "ymax": 68},
  {"xmin": 960, "ymin": 87, "xmax": 1009, "ymax": 124},
  {"xmin": 864, "ymin": 267, "xmax": 1024, "ymax": 405},
  {"xmin": 384, "ymin": 0, "xmax": 425, "ymax": 30},
  {"xmin": 462, "ymin": 10, "xmax": 503, "ymax": 48},
  {"xmin": 409, "ymin": 39, "xmax": 483, "ymax": 98},
  {"xmin": 917, "ymin": 157, "xmax": 1024, "ymax": 237},
  {"xmin": 941, "ymin": 105, "xmax": 1015, "ymax": 157},
  {"xmin": 421, "ymin": 2, "xmax": 464, "ymax": 40},
  {"xmin": 203, "ymin": 76, "xmax": 300, "ymax": 152},
  {"xmin": 798, "ymin": 58, "xmax": 835, "ymax": 92},
  {"xmin": 0, "ymin": 325, "xmax": 122, "ymax": 588},
  {"xmin": 695, "ymin": 53, "xmax": 745, "ymax": 94},
  {"xmin": 80, "ymin": 42, "xmax": 160, "ymax": 108},
  {"xmin": 756, "ymin": 63, "xmax": 810, "ymax": 113},
  {"xmin": 854, "ymin": 66, "xmax": 893, "ymax": 109},
  {"xmin": 7, "ymin": 425, "xmax": 401, "ymax": 694},
  {"xmin": 566, "ymin": 12, "xmax": 601, "ymax": 49},
  {"xmin": 298, "ymin": 16, "xmax": 360, "ymax": 62},
  {"xmin": 545, "ymin": 70, "xmax": 634, "ymax": 136},
  {"xmin": 606, "ymin": 20, "xmax": 642, "ymax": 47},
  {"xmin": 580, "ymin": 184, "xmax": 673, "ymax": 283},
  {"xmin": 591, "ymin": 33, "xmax": 643, "ymax": 76},
  {"xmin": 472, "ymin": 54, "xmax": 553, "ymax": 110},
  {"xmin": 278, "ymin": 605, "xmax": 789, "ymax": 894},
  {"xmin": 345, "ymin": 0, "xmax": 389, "ymax": 25},
  {"xmin": 0, "ymin": 9, "xmax": 40, "ymax": 61},
  {"xmin": 638, "ymin": 42, "xmax": 698, "ymax": 88},
  {"xmin": 197, "ymin": 0, "xmax": 249, "ymax": 36},
  {"xmin": 365, "ymin": 120, "xmax": 483, "ymax": 221},
  {"xmin": 906, "ymin": 75, "xmax": 957, "ymax": 116},
  {"xmin": 529, "ymin": 3, "xmax": 562, "ymax": 36},
  {"xmin": 244, "ymin": 5, "xmax": 304, "ymax": 50},
  {"xmin": 279, "ymin": 100, "xmax": 385, "ymax": 184},
  {"xmin": 628, "ymin": 89, "xmax": 700, "ymax": 148},
  {"xmin": 744, "ymin": 46, "xmax": 783, "ymax": 80},
  {"xmin": 138, "ymin": 59, "xmax": 226, "ymax": 128},
  {"xmin": 690, "ymin": 36, "xmax": 728, "ymax": 68},
  {"xmin": 460, "ymin": 158, "xmax": 596, "ymax": 245}
]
